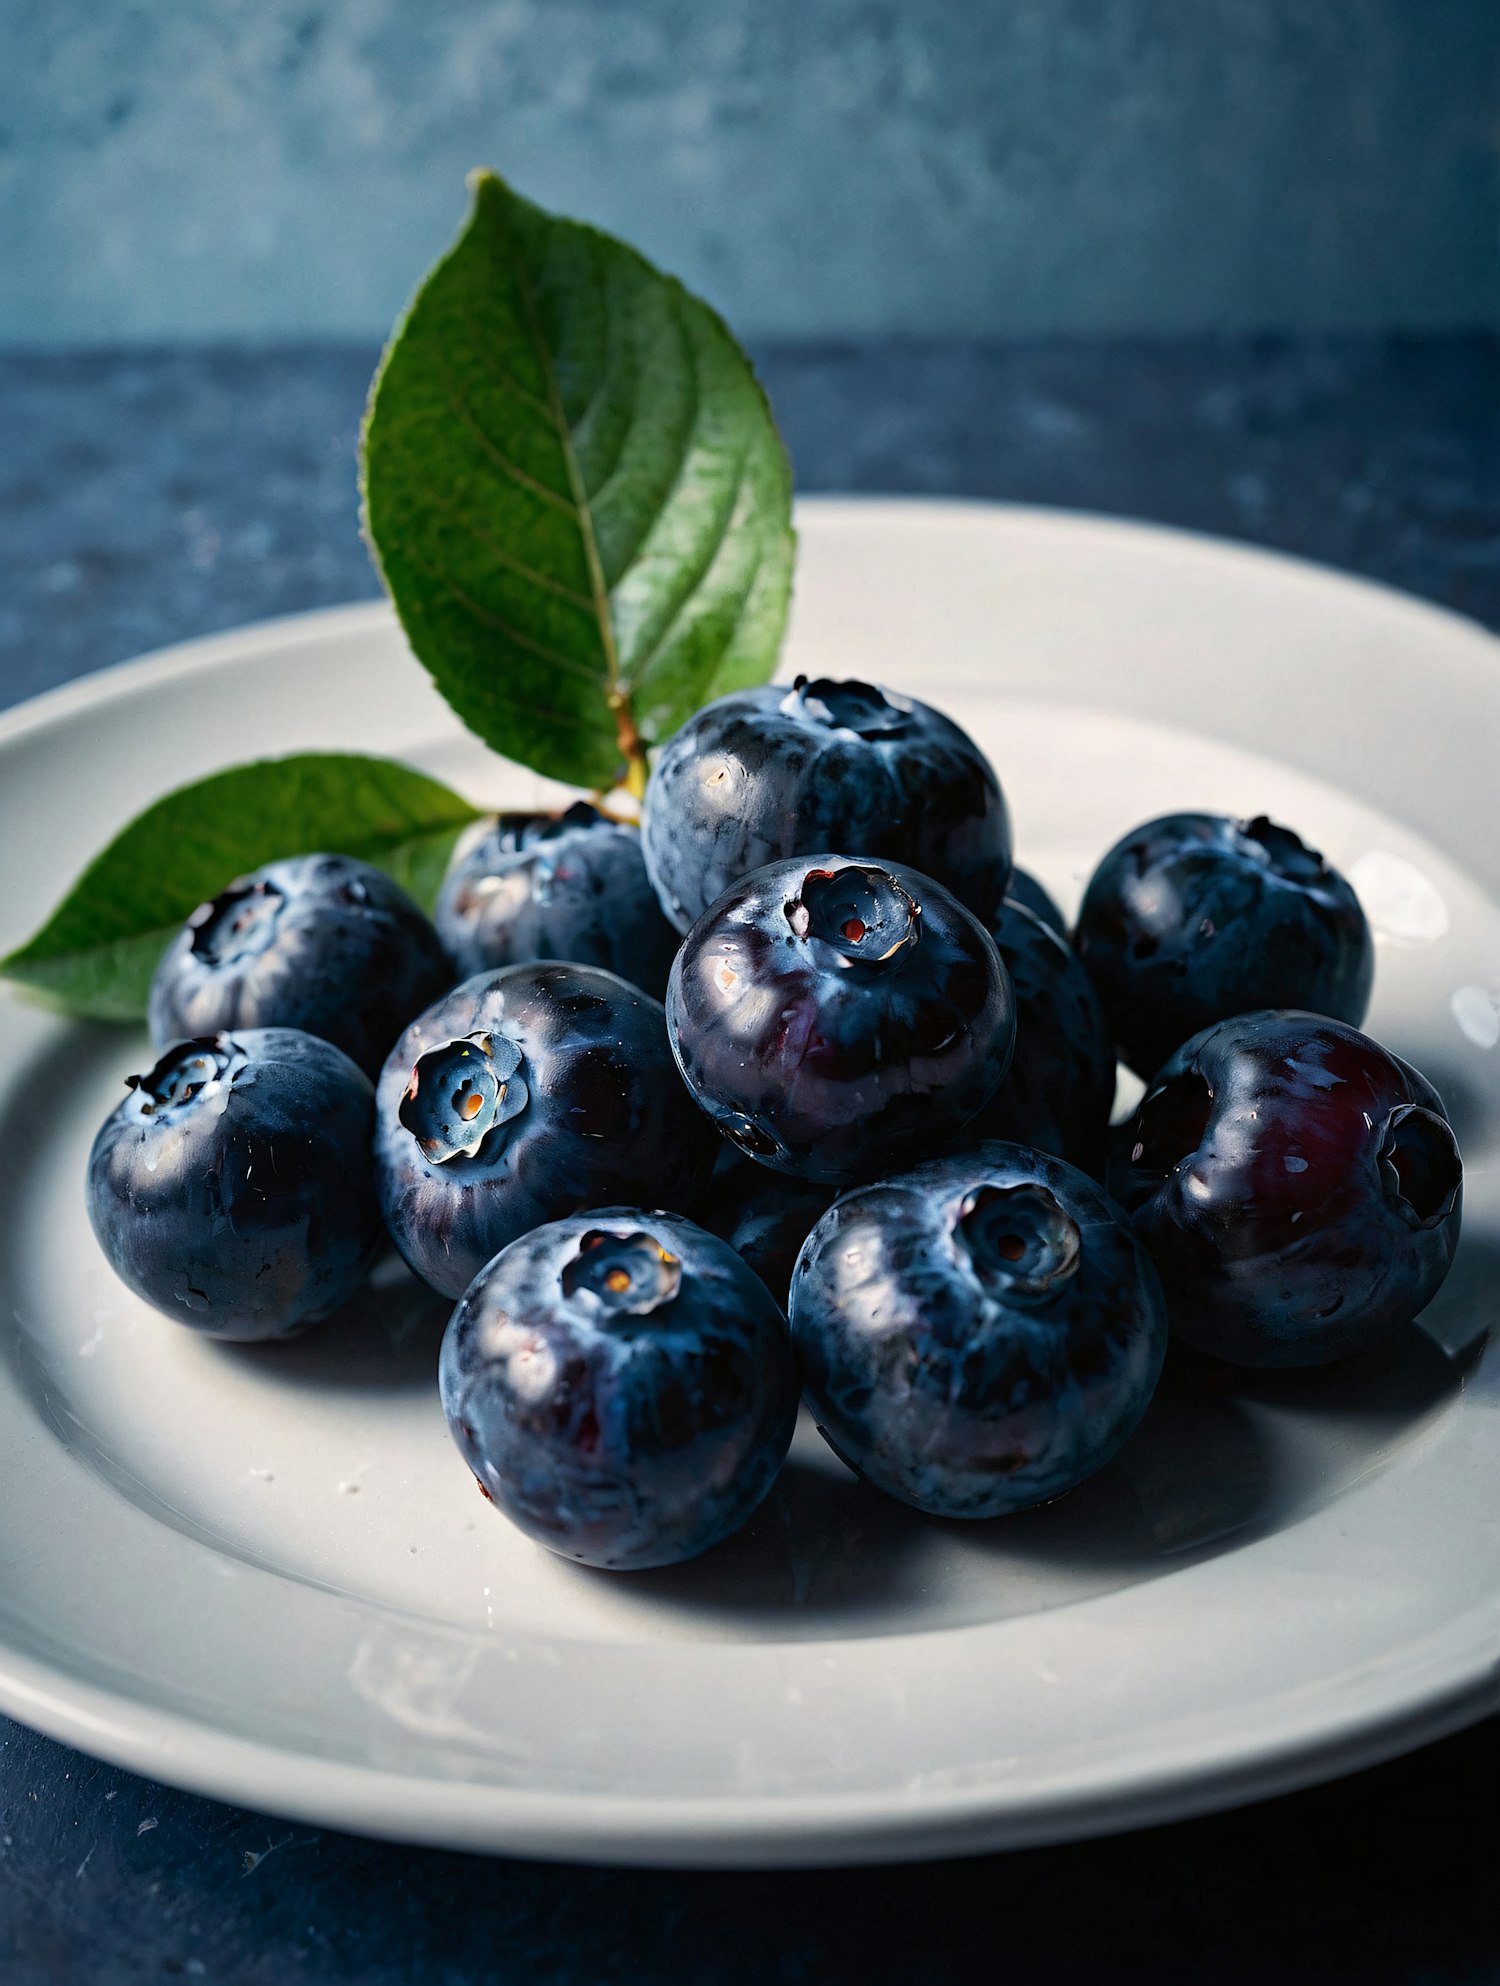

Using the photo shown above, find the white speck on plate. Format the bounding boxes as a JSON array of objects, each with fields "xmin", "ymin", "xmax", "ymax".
[
  {"xmin": 1348, "ymin": 850, "xmax": 1449, "ymax": 946},
  {"xmin": 78, "ymin": 1329, "xmax": 104, "ymax": 1359},
  {"xmin": 137, "ymin": 1816, "xmax": 158, "ymax": 1835},
  {"xmin": 1451, "ymin": 984, "xmax": 1500, "ymax": 1049}
]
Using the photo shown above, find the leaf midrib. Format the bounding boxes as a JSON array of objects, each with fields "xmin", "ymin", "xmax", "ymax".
[{"xmin": 510, "ymin": 260, "xmax": 626, "ymax": 711}]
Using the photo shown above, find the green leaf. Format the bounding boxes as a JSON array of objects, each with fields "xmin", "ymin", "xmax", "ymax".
[
  {"xmin": 0, "ymin": 754, "xmax": 481, "ymax": 1021},
  {"xmin": 360, "ymin": 169, "xmax": 796, "ymax": 795}
]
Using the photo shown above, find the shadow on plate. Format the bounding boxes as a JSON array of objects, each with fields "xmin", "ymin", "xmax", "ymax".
[{"xmin": 207, "ymin": 1253, "xmax": 451, "ymax": 1395}]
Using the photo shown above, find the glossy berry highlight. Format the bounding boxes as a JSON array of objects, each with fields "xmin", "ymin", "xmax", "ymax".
[
  {"xmin": 642, "ymin": 676, "xmax": 1012, "ymax": 931},
  {"xmin": 87, "ymin": 1027, "xmax": 383, "ymax": 1341},
  {"xmin": 149, "ymin": 853, "xmax": 453, "ymax": 1079},
  {"xmin": 440, "ymin": 1209, "xmax": 799, "ymax": 1569},
  {"xmin": 1075, "ymin": 812, "xmax": 1374, "ymax": 1078},
  {"xmin": 435, "ymin": 801, "xmax": 680, "ymax": 1000},
  {"xmin": 791, "ymin": 1143, "xmax": 1167, "ymax": 1518},
  {"xmin": 376, "ymin": 963, "xmax": 718, "ymax": 1299},
  {"xmin": 667, "ymin": 855, "xmax": 1015, "ymax": 1185}
]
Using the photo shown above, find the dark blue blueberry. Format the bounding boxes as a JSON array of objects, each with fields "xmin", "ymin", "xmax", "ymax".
[
  {"xmin": 150, "ymin": 854, "xmax": 453, "ymax": 1080},
  {"xmin": 667, "ymin": 856, "xmax": 1015, "ymax": 1185},
  {"xmin": 86, "ymin": 1028, "xmax": 382, "ymax": 1342},
  {"xmin": 1107, "ymin": 1010, "xmax": 1462, "ymax": 1367},
  {"xmin": 1005, "ymin": 867, "xmax": 1067, "ymax": 937},
  {"xmin": 791, "ymin": 1143, "xmax": 1167, "ymax": 1518},
  {"xmin": 375, "ymin": 963, "xmax": 719, "ymax": 1299},
  {"xmin": 642, "ymin": 676, "xmax": 1012, "ymax": 931},
  {"xmin": 434, "ymin": 801, "xmax": 680, "ymax": 1001},
  {"xmin": 968, "ymin": 898, "xmax": 1115, "ymax": 1173},
  {"xmin": 440, "ymin": 1209, "xmax": 799, "ymax": 1570},
  {"xmin": 1075, "ymin": 812, "xmax": 1374, "ymax": 1078},
  {"xmin": 694, "ymin": 1149, "xmax": 835, "ymax": 1308}
]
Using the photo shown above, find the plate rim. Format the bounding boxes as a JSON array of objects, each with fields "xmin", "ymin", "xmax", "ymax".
[
  {"xmin": 0, "ymin": 1607, "xmax": 1491, "ymax": 1868},
  {"xmin": 3, "ymin": 493, "xmax": 1498, "ymax": 758}
]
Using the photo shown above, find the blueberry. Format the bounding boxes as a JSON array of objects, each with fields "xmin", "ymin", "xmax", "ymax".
[
  {"xmin": 694, "ymin": 1150, "xmax": 835, "ymax": 1308},
  {"xmin": 1005, "ymin": 867, "xmax": 1067, "ymax": 937},
  {"xmin": 150, "ymin": 854, "xmax": 453, "ymax": 1080},
  {"xmin": 434, "ymin": 801, "xmax": 680, "ymax": 1001},
  {"xmin": 1075, "ymin": 812, "xmax": 1373, "ymax": 1078},
  {"xmin": 440, "ymin": 1209, "xmax": 799, "ymax": 1569},
  {"xmin": 87, "ymin": 1028, "xmax": 382, "ymax": 1342},
  {"xmin": 375, "ymin": 963, "xmax": 719, "ymax": 1299},
  {"xmin": 667, "ymin": 856, "xmax": 1015, "ymax": 1185},
  {"xmin": 1107, "ymin": 1010, "xmax": 1462, "ymax": 1367},
  {"xmin": 967, "ymin": 898, "xmax": 1115, "ymax": 1173},
  {"xmin": 642, "ymin": 676, "xmax": 1012, "ymax": 931},
  {"xmin": 791, "ymin": 1143, "xmax": 1167, "ymax": 1518}
]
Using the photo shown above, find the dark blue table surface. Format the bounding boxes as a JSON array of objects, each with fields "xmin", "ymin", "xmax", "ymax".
[{"xmin": 1, "ymin": 338, "xmax": 1497, "ymax": 1984}]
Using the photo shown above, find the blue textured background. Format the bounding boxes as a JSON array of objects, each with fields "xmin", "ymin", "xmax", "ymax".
[{"xmin": 3, "ymin": 0, "xmax": 1498, "ymax": 343}]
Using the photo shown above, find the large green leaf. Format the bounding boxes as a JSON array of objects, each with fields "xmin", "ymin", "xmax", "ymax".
[
  {"xmin": 0, "ymin": 754, "xmax": 480, "ymax": 1020},
  {"xmin": 361, "ymin": 170, "xmax": 795, "ymax": 795}
]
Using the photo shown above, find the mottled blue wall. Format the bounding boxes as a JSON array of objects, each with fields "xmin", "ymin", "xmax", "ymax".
[{"xmin": 2, "ymin": 0, "xmax": 1497, "ymax": 342}]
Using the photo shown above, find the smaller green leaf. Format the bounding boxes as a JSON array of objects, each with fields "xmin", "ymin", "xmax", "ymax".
[{"xmin": 1, "ymin": 754, "xmax": 481, "ymax": 1021}]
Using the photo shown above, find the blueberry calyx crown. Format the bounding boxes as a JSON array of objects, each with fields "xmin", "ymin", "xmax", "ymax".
[
  {"xmin": 956, "ymin": 1183, "xmax": 1082, "ymax": 1300},
  {"xmin": 399, "ymin": 1031, "xmax": 529, "ymax": 1163},
  {"xmin": 785, "ymin": 864, "xmax": 920, "ymax": 965},
  {"xmin": 1235, "ymin": 816, "xmax": 1330, "ymax": 888},
  {"xmin": 1378, "ymin": 1104, "xmax": 1461, "ymax": 1230},
  {"xmin": 188, "ymin": 879, "xmax": 286, "ymax": 967},
  {"xmin": 779, "ymin": 675, "xmax": 914, "ymax": 739},
  {"xmin": 127, "ymin": 1035, "xmax": 248, "ymax": 1117},
  {"xmin": 560, "ymin": 1228, "xmax": 683, "ymax": 1315}
]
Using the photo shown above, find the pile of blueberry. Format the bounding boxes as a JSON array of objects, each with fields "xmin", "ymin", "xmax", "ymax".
[{"xmin": 86, "ymin": 678, "xmax": 1464, "ymax": 1570}]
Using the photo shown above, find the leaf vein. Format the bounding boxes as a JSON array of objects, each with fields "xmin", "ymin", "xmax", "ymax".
[
  {"xmin": 402, "ymin": 557, "xmax": 605, "ymax": 686},
  {"xmin": 431, "ymin": 348, "xmax": 577, "ymax": 517}
]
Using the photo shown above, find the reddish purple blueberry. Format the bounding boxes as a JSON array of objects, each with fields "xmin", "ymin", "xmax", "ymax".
[
  {"xmin": 1108, "ymin": 1010, "xmax": 1462, "ymax": 1366},
  {"xmin": 667, "ymin": 855, "xmax": 1015, "ymax": 1185}
]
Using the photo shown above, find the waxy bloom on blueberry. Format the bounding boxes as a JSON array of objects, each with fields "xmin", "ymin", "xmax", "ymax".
[
  {"xmin": 440, "ymin": 1209, "xmax": 799, "ymax": 1569},
  {"xmin": 667, "ymin": 855, "xmax": 1015, "ymax": 1185},
  {"xmin": 1075, "ymin": 812, "xmax": 1374, "ymax": 1078},
  {"xmin": 791, "ymin": 1143, "xmax": 1167, "ymax": 1518},
  {"xmin": 87, "ymin": 1027, "xmax": 383, "ymax": 1342},
  {"xmin": 1108, "ymin": 1009, "xmax": 1462, "ymax": 1367},
  {"xmin": 150, "ymin": 853, "xmax": 453, "ymax": 1080},
  {"xmin": 376, "ymin": 963, "xmax": 718, "ymax": 1299},
  {"xmin": 435, "ymin": 801, "xmax": 680, "ymax": 1000},
  {"xmin": 642, "ymin": 676, "xmax": 1012, "ymax": 931}
]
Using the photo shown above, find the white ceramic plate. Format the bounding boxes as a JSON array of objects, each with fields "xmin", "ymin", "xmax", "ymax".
[{"xmin": 0, "ymin": 499, "xmax": 1497, "ymax": 1868}]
